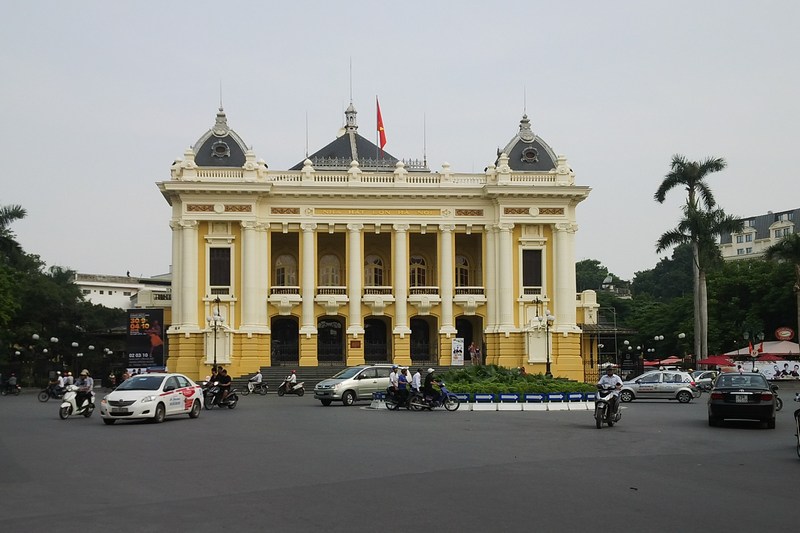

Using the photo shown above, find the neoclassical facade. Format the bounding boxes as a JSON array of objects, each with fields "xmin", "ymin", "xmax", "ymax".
[{"xmin": 158, "ymin": 104, "xmax": 597, "ymax": 381}]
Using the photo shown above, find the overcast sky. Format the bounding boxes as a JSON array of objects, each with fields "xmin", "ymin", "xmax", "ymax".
[{"xmin": 2, "ymin": 1, "xmax": 798, "ymax": 281}]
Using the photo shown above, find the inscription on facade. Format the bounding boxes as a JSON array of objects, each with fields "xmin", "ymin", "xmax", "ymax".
[{"xmin": 315, "ymin": 208, "xmax": 440, "ymax": 216}]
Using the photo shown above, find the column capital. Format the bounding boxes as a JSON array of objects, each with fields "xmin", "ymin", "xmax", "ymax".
[
  {"xmin": 301, "ymin": 222, "xmax": 317, "ymax": 232},
  {"xmin": 347, "ymin": 223, "xmax": 364, "ymax": 232},
  {"xmin": 179, "ymin": 220, "xmax": 199, "ymax": 230},
  {"xmin": 438, "ymin": 224, "xmax": 456, "ymax": 233},
  {"xmin": 555, "ymin": 222, "xmax": 577, "ymax": 233},
  {"xmin": 497, "ymin": 222, "xmax": 515, "ymax": 232},
  {"xmin": 393, "ymin": 223, "xmax": 410, "ymax": 233}
]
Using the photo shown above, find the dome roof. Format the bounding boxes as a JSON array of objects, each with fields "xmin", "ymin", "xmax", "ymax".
[
  {"xmin": 497, "ymin": 114, "xmax": 557, "ymax": 171},
  {"xmin": 192, "ymin": 107, "xmax": 248, "ymax": 167}
]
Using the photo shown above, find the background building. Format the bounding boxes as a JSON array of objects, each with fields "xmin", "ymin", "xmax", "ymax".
[
  {"xmin": 719, "ymin": 208, "xmax": 798, "ymax": 260},
  {"xmin": 158, "ymin": 104, "xmax": 598, "ymax": 381},
  {"xmin": 75, "ymin": 272, "xmax": 171, "ymax": 309}
]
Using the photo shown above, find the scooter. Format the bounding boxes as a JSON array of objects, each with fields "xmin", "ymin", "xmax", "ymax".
[
  {"xmin": 408, "ymin": 381, "xmax": 460, "ymax": 411},
  {"xmin": 59, "ymin": 384, "xmax": 95, "ymax": 419},
  {"xmin": 203, "ymin": 382, "xmax": 239, "ymax": 409},
  {"xmin": 384, "ymin": 387, "xmax": 413, "ymax": 410},
  {"xmin": 277, "ymin": 380, "xmax": 305, "ymax": 396},
  {"xmin": 1, "ymin": 383, "xmax": 22, "ymax": 396},
  {"xmin": 38, "ymin": 385, "xmax": 65, "ymax": 402},
  {"xmin": 241, "ymin": 381, "xmax": 268, "ymax": 396},
  {"xmin": 594, "ymin": 385, "xmax": 621, "ymax": 428}
]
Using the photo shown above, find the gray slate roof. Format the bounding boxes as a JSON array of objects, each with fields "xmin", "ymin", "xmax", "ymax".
[
  {"xmin": 496, "ymin": 114, "xmax": 557, "ymax": 171},
  {"xmin": 719, "ymin": 208, "xmax": 799, "ymax": 243}
]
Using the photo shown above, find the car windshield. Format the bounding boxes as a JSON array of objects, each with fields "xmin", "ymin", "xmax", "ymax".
[
  {"xmin": 332, "ymin": 367, "xmax": 365, "ymax": 379},
  {"xmin": 115, "ymin": 375, "xmax": 165, "ymax": 391},
  {"xmin": 716, "ymin": 374, "xmax": 768, "ymax": 389}
]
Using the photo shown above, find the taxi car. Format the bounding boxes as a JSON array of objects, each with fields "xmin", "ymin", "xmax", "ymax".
[
  {"xmin": 619, "ymin": 370, "xmax": 700, "ymax": 403},
  {"xmin": 99, "ymin": 373, "xmax": 203, "ymax": 425}
]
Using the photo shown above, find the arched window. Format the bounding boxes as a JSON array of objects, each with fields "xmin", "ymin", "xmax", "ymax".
[
  {"xmin": 410, "ymin": 255, "xmax": 427, "ymax": 287},
  {"xmin": 275, "ymin": 254, "xmax": 297, "ymax": 286},
  {"xmin": 365, "ymin": 254, "xmax": 384, "ymax": 286},
  {"xmin": 319, "ymin": 254, "xmax": 341, "ymax": 286},
  {"xmin": 456, "ymin": 255, "xmax": 470, "ymax": 287}
]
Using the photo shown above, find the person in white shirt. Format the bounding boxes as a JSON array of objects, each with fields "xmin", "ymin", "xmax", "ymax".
[
  {"xmin": 248, "ymin": 370, "xmax": 263, "ymax": 393},
  {"xmin": 388, "ymin": 365, "xmax": 399, "ymax": 392},
  {"xmin": 597, "ymin": 366, "xmax": 623, "ymax": 415},
  {"xmin": 411, "ymin": 368, "xmax": 422, "ymax": 393}
]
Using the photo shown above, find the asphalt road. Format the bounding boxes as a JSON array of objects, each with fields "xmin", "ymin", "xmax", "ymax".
[{"xmin": 1, "ymin": 385, "xmax": 798, "ymax": 532}]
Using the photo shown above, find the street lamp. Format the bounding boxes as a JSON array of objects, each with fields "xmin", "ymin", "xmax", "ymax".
[
  {"xmin": 206, "ymin": 296, "xmax": 224, "ymax": 370},
  {"xmin": 536, "ymin": 309, "xmax": 555, "ymax": 378}
]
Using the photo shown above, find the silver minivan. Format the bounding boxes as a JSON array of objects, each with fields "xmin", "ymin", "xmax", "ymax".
[
  {"xmin": 314, "ymin": 364, "xmax": 394, "ymax": 406},
  {"xmin": 619, "ymin": 370, "xmax": 701, "ymax": 403}
]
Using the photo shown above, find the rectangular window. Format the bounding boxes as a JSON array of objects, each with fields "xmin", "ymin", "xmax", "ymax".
[
  {"xmin": 736, "ymin": 235, "xmax": 743, "ymax": 243},
  {"xmin": 746, "ymin": 247, "xmax": 753, "ymax": 254},
  {"xmin": 123, "ymin": 291, "xmax": 131, "ymax": 296},
  {"xmin": 82, "ymin": 289, "xmax": 90, "ymax": 295},
  {"xmin": 209, "ymin": 247, "xmax": 231, "ymax": 286},
  {"xmin": 737, "ymin": 249, "xmax": 744, "ymax": 255},
  {"xmin": 522, "ymin": 249, "xmax": 543, "ymax": 287},
  {"xmin": 775, "ymin": 230, "xmax": 782, "ymax": 238},
  {"xmin": 745, "ymin": 234, "xmax": 752, "ymax": 242},
  {"xmin": 99, "ymin": 290, "xmax": 104, "ymax": 295}
]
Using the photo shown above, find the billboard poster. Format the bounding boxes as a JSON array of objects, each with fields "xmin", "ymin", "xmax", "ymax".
[
  {"xmin": 720, "ymin": 360, "xmax": 800, "ymax": 380},
  {"xmin": 126, "ymin": 309, "xmax": 164, "ymax": 368},
  {"xmin": 451, "ymin": 338, "xmax": 465, "ymax": 366}
]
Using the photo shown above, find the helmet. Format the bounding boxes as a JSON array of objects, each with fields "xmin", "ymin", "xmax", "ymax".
[
  {"xmin": 392, "ymin": 365, "xmax": 398, "ymax": 369},
  {"xmin": 291, "ymin": 370, "xmax": 296, "ymax": 374},
  {"xmin": 427, "ymin": 368, "xmax": 435, "ymax": 374},
  {"xmin": 80, "ymin": 369, "xmax": 89, "ymax": 376}
]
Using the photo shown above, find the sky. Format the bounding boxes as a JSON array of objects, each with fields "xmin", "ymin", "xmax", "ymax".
[{"xmin": 2, "ymin": 1, "xmax": 798, "ymax": 281}]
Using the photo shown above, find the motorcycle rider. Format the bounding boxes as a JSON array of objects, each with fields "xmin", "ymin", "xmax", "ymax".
[
  {"xmin": 248, "ymin": 369, "xmax": 263, "ymax": 393},
  {"xmin": 423, "ymin": 368, "xmax": 440, "ymax": 405},
  {"xmin": 411, "ymin": 368, "xmax": 422, "ymax": 393},
  {"xmin": 281, "ymin": 370, "xmax": 297, "ymax": 393},
  {"xmin": 74, "ymin": 369, "xmax": 94, "ymax": 409},
  {"xmin": 63, "ymin": 371, "xmax": 74, "ymax": 387},
  {"xmin": 397, "ymin": 367, "xmax": 410, "ymax": 404},
  {"xmin": 597, "ymin": 365, "xmax": 623, "ymax": 415},
  {"xmin": 6, "ymin": 373, "xmax": 18, "ymax": 394},
  {"xmin": 218, "ymin": 368, "xmax": 232, "ymax": 404},
  {"xmin": 388, "ymin": 365, "xmax": 399, "ymax": 393}
]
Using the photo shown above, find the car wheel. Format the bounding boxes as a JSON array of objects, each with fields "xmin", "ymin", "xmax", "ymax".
[
  {"xmin": 152, "ymin": 403, "xmax": 166, "ymax": 423},
  {"xmin": 766, "ymin": 417, "xmax": 776, "ymax": 429},
  {"xmin": 189, "ymin": 399, "xmax": 201, "ymax": 418},
  {"xmin": 103, "ymin": 418, "xmax": 116, "ymax": 425},
  {"xmin": 342, "ymin": 391, "xmax": 356, "ymax": 406},
  {"xmin": 619, "ymin": 390, "xmax": 634, "ymax": 403},
  {"xmin": 320, "ymin": 399, "xmax": 332, "ymax": 406},
  {"xmin": 677, "ymin": 391, "xmax": 692, "ymax": 403},
  {"xmin": 708, "ymin": 416, "xmax": 720, "ymax": 427},
  {"xmin": 38, "ymin": 391, "xmax": 50, "ymax": 402}
]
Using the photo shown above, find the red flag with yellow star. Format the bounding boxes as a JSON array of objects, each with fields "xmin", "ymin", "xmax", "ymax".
[{"xmin": 376, "ymin": 97, "xmax": 386, "ymax": 150}]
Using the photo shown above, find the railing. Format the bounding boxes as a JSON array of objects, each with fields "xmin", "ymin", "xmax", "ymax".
[
  {"xmin": 409, "ymin": 286, "xmax": 440, "ymax": 296},
  {"xmin": 522, "ymin": 287, "xmax": 543, "ymax": 296},
  {"xmin": 196, "ymin": 169, "xmax": 244, "ymax": 179},
  {"xmin": 364, "ymin": 286, "xmax": 393, "ymax": 295},
  {"xmin": 455, "ymin": 286, "xmax": 485, "ymax": 296},
  {"xmin": 210, "ymin": 286, "xmax": 230, "ymax": 296},
  {"xmin": 317, "ymin": 286, "xmax": 347, "ymax": 296},
  {"xmin": 270, "ymin": 286, "xmax": 300, "ymax": 295}
]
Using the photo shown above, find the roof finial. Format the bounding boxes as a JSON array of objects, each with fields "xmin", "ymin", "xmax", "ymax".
[{"xmin": 523, "ymin": 86, "xmax": 527, "ymax": 115}]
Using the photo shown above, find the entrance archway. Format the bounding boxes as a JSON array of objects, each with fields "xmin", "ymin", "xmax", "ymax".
[
  {"xmin": 456, "ymin": 316, "xmax": 484, "ymax": 364},
  {"xmin": 411, "ymin": 317, "xmax": 438, "ymax": 364},
  {"xmin": 317, "ymin": 317, "xmax": 344, "ymax": 364},
  {"xmin": 364, "ymin": 317, "xmax": 389, "ymax": 362},
  {"xmin": 270, "ymin": 317, "xmax": 299, "ymax": 366}
]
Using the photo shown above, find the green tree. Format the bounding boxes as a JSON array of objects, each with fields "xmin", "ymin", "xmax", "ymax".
[
  {"xmin": 764, "ymin": 233, "xmax": 800, "ymax": 342},
  {"xmin": 654, "ymin": 155, "xmax": 741, "ymax": 361},
  {"xmin": 576, "ymin": 259, "xmax": 609, "ymax": 292}
]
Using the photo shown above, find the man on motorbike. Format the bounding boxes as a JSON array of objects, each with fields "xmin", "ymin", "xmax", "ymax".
[
  {"xmin": 597, "ymin": 366, "xmax": 623, "ymax": 415},
  {"xmin": 411, "ymin": 368, "xmax": 422, "ymax": 393},
  {"xmin": 388, "ymin": 365, "xmax": 399, "ymax": 392},
  {"xmin": 6, "ymin": 373, "xmax": 18, "ymax": 394},
  {"xmin": 397, "ymin": 367, "xmax": 410, "ymax": 404},
  {"xmin": 423, "ymin": 368, "xmax": 441, "ymax": 405},
  {"xmin": 75, "ymin": 369, "xmax": 94, "ymax": 409},
  {"xmin": 285, "ymin": 370, "xmax": 297, "ymax": 390},
  {"xmin": 248, "ymin": 369, "xmax": 263, "ymax": 393},
  {"xmin": 218, "ymin": 368, "xmax": 232, "ymax": 403}
]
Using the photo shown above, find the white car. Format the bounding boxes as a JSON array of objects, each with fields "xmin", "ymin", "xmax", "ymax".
[{"xmin": 99, "ymin": 373, "xmax": 203, "ymax": 425}]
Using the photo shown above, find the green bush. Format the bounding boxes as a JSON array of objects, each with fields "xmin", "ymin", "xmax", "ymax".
[{"xmin": 437, "ymin": 365, "xmax": 595, "ymax": 395}]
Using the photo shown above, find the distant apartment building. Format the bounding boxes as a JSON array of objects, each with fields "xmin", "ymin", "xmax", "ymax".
[
  {"xmin": 719, "ymin": 208, "xmax": 798, "ymax": 260},
  {"xmin": 74, "ymin": 272, "xmax": 171, "ymax": 309}
]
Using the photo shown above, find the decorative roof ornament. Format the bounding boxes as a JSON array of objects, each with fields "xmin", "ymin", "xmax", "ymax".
[
  {"xmin": 518, "ymin": 114, "xmax": 535, "ymax": 142},
  {"xmin": 345, "ymin": 102, "xmax": 358, "ymax": 133},
  {"xmin": 212, "ymin": 106, "xmax": 230, "ymax": 137}
]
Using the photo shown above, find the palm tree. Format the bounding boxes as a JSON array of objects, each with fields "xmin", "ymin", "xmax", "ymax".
[
  {"xmin": 0, "ymin": 204, "xmax": 27, "ymax": 264},
  {"xmin": 764, "ymin": 233, "xmax": 800, "ymax": 343},
  {"xmin": 654, "ymin": 155, "xmax": 731, "ymax": 361}
]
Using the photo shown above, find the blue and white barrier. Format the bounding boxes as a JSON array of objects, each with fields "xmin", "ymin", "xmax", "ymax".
[
  {"xmin": 567, "ymin": 392, "xmax": 587, "ymax": 410},
  {"xmin": 472, "ymin": 393, "xmax": 497, "ymax": 411},
  {"xmin": 498, "ymin": 393, "xmax": 522, "ymax": 411},
  {"xmin": 546, "ymin": 392, "xmax": 569, "ymax": 411},
  {"xmin": 522, "ymin": 393, "xmax": 548, "ymax": 411},
  {"xmin": 369, "ymin": 391, "xmax": 386, "ymax": 409}
]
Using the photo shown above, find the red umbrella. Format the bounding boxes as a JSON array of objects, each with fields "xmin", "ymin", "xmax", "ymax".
[{"xmin": 696, "ymin": 355, "xmax": 734, "ymax": 366}]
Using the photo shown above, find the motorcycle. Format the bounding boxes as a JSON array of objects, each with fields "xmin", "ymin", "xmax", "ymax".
[
  {"xmin": 277, "ymin": 380, "xmax": 305, "ymax": 396},
  {"xmin": 59, "ymin": 384, "xmax": 95, "ymax": 419},
  {"xmin": 241, "ymin": 381, "xmax": 268, "ymax": 396},
  {"xmin": 38, "ymin": 385, "xmax": 65, "ymax": 402},
  {"xmin": 773, "ymin": 384, "xmax": 783, "ymax": 412},
  {"xmin": 384, "ymin": 387, "xmax": 413, "ymax": 410},
  {"xmin": 794, "ymin": 392, "xmax": 800, "ymax": 459},
  {"xmin": 203, "ymin": 381, "xmax": 239, "ymax": 409},
  {"xmin": 408, "ymin": 381, "xmax": 460, "ymax": 411},
  {"xmin": 594, "ymin": 385, "xmax": 621, "ymax": 428},
  {"xmin": 1, "ymin": 383, "xmax": 22, "ymax": 396}
]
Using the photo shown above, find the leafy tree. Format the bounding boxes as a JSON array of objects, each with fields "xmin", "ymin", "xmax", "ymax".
[
  {"xmin": 576, "ymin": 259, "xmax": 609, "ymax": 292},
  {"xmin": 632, "ymin": 243, "xmax": 693, "ymax": 300},
  {"xmin": 654, "ymin": 155, "xmax": 741, "ymax": 361},
  {"xmin": 764, "ymin": 233, "xmax": 800, "ymax": 341}
]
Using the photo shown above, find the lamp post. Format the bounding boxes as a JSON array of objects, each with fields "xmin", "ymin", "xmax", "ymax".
[
  {"xmin": 71, "ymin": 342, "xmax": 79, "ymax": 375},
  {"xmin": 597, "ymin": 344, "xmax": 604, "ymax": 367},
  {"xmin": 206, "ymin": 296, "xmax": 224, "ymax": 370},
  {"xmin": 543, "ymin": 310, "xmax": 554, "ymax": 378}
]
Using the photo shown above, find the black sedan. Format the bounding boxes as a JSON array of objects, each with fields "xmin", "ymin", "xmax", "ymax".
[{"xmin": 708, "ymin": 372, "xmax": 777, "ymax": 428}]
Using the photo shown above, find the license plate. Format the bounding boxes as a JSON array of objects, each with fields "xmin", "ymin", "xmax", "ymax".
[
  {"xmin": 734, "ymin": 395, "xmax": 747, "ymax": 403},
  {"xmin": 111, "ymin": 407, "xmax": 129, "ymax": 413}
]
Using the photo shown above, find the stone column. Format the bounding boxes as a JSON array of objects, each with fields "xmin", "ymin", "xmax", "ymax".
[
  {"xmin": 497, "ymin": 222, "xmax": 515, "ymax": 332},
  {"xmin": 439, "ymin": 224, "xmax": 457, "ymax": 335},
  {"xmin": 485, "ymin": 225, "xmax": 496, "ymax": 333},
  {"xmin": 169, "ymin": 220, "xmax": 182, "ymax": 329},
  {"xmin": 393, "ymin": 224, "xmax": 411, "ymax": 335},
  {"xmin": 300, "ymin": 223, "xmax": 317, "ymax": 336},
  {"xmin": 180, "ymin": 220, "xmax": 199, "ymax": 330},
  {"xmin": 347, "ymin": 223, "xmax": 365, "ymax": 336},
  {"xmin": 554, "ymin": 223, "xmax": 578, "ymax": 329},
  {"xmin": 240, "ymin": 221, "xmax": 258, "ymax": 330}
]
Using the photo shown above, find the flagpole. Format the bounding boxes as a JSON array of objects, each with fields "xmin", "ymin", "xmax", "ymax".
[{"xmin": 375, "ymin": 95, "xmax": 379, "ymax": 171}]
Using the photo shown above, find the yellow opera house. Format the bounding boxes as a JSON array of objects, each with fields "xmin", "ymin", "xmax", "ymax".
[{"xmin": 158, "ymin": 103, "xmax": 603, "ymax": 382}]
